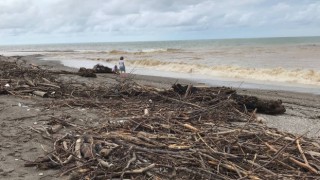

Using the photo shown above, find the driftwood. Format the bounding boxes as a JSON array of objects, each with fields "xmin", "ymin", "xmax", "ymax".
[
  {"xmin": 78, "ymin": 67, "xmax": 97, "ymax": 77},
  {"xmin": 23, "ymin": 79, "xmax": 318, "ymax": 179},
  {"xmin": 33, "ymin": 91, "xmax": 48, "ymax": 98},
  {"xmin": 93, "ymin": 64, "xmax": 113, "ymax": 73},
  {"xmin": 172, "ymin": 83, "xmax": 197, "ymax": 95},
  {"xmin": 2, "ymin": 57, "xmax": 319, "ymax": 179},
  {"xmin": 172, "ymin": 83, "xmax": 286, "ymax": 115},
  {"xmin": 231, "ymin": 94, "xmax": 286, "ymax": 115}
]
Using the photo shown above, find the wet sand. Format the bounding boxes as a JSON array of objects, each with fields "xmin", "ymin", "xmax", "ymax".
[{"xmin": 0, "ymin": 55, "xmax": 319, "ymax": 179}]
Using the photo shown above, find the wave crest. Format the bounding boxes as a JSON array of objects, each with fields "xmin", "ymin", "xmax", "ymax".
[
  {"xmin": 108, "ymin": 48, "xmax": 180, "ymax": 55},
  {"xmin": 128, "ymin": 59, "xmax": 320, "ymax": 86}
]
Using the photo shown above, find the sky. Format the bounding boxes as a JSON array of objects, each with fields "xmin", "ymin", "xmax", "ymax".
[{"xmin": 0, "ymin": 0, "xmax": 320, "ymax": 45}]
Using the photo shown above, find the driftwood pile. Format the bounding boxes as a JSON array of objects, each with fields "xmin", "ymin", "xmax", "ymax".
[
  {"xmin": 1, "ymin": 59, "xmax": 320, "ymax": 179},
  {"xmin": 78, "ymin": 64, "xmax": 114, "ymax": 77},
  {"xmin": 26, "ymin": 83, "xmax": 320, "ymax": 180},
  {"xmin": 0, "ymin": 59, "xmax": 64, "ymax": 97}
]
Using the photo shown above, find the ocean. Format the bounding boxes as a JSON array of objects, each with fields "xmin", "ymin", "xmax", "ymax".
[{"xmin": 1, "ymin": 36, "xmax": 320, "ymax": 94}]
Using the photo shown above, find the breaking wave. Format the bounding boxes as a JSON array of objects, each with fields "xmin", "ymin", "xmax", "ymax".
[
  {"xmin": 128, "ymin": 59, "xmax": 320, "ymax": 86},
  {"xmin": 109, "ymin": 50, "xmax": 129, "ymax": 54},
  {"xmin": 108, "ymin": 48, "xmax": 180, "ymax": 55}
]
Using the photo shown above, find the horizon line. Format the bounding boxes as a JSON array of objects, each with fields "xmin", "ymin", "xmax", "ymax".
[{"xmin": 1, "ymin": 35, "xmax": 320, "ymax": 46}]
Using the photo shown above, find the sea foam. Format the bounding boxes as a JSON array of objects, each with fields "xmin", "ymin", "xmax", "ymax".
[{"xmin": 128, "ymin": 59, "xmax": 320, "ymax": 86}]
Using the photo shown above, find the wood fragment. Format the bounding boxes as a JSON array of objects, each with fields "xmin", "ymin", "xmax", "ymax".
[
  {"xmin": 98, "ymin": 159, "xmax": 113, "ymax": 168},
  {"xmin": 75, "ymin": 138, "xmax": 82, "ymax": 166},
  {"xmin": 33, "ymin": 90, "xmax": 48, "ymax": 97},
  {"xmin": 184, "ymin": 84, "xmax": 193, "ymax": 98}
]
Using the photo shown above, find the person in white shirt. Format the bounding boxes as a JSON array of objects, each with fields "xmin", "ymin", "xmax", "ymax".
[{"xmin": 119, "ymin": 56, "xmax": 126, "ymax": 73}]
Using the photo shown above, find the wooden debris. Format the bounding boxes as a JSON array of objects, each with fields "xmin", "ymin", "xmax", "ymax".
[
  {"xmin": 2, "ymin": 57, "xmax": 319, "ymax": 179},
  {"xmin": 33, "ymin": 91, "xmax": 48, "ymax": 98},
  {"xmin": 78, "ymin": 67, "xmax": 97, "ymax": 77}
]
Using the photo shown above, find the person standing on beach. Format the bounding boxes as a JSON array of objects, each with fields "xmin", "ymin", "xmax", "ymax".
[{"xmin": 119, "ymin": 56, "xmax": 126, "ymax": 73}]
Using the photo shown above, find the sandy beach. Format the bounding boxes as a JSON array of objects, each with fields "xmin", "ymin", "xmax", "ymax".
[{"xmin": 0, "ymin": 55, "xmax": 319, "ymax": 179}]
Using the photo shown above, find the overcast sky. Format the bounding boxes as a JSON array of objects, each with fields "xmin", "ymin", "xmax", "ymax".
[{"xmin": 0, "ymin": 0, "xmax": 320, "ymax": 44}]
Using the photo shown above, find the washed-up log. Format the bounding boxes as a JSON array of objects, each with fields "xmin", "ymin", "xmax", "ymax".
[
  {"xmin": 33, "ymin": 91, "xmax": 48, "ymax": 98},
  {"xmin": 78, "ymin": 67, "xmax": 97, "ymax": 78},
  {"xmin": 42, "ymin": 77, "xmax": 52, "ymax": 84},
  {"xmin": 38, "ymin": 83, "xmax": 60, "ymax": 89},
  {"xmin": 231, "ymin": 94, "xmax": 286, "ymax": 115},
  {"xmin": 93, "ymin": 64, "xmax": 113, "ymax": 73}
]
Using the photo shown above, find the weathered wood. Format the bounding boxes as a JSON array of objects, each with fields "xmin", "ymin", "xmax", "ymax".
[
  {"xmin": 24, "ymin": 78, "xmax": 35, "ymax": 87},
  {"xmin": 38, "ymin": 83, "xmax": 60, "ymax": 89},
  {"xmin": 78, "ymin": 67, "xmax": 97, "ymax": 77},
  {"xmin": 184, "ymin": 84, "xmax": 193, "ymax": 98},
  {"xmin": 75, "ymin": 138, "xmax": 82, "ymax": 166},
  {"xmin": 231, "ymin": 94, "xmax": 286, "ymax": 115},
  {"xmin": 33, "ymin": 91, "xmax": 48, "ymax": 97}
]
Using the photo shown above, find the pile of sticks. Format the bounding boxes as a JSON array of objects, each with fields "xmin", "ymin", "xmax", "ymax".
[
  {"xmin": 27, "ymin": 84, "xmax": 320, "ymax": 179},
  {"xmin": 0, "ymin": 59, "xmax": 69, "ymax": 97},
  {"xmin": 2, "ymin": 58, "xmax": 320, "ymax": 179}
]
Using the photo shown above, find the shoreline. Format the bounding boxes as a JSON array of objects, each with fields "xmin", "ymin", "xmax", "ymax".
[
  {"xmin": 0, "ymin": 55, "xmax": 319, "ymax": 179},
  {"xmin": 34, "ymin": 55, "xmax": 320, "ymax": 95},
  {"xmin": 25, "ymin": 55, "xmax": 320, "ymax": 137}
]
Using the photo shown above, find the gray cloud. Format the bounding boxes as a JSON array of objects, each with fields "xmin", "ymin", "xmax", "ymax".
[{"xmin": 0, "ymin": 0, "xmax": 320, "ymax": 44}]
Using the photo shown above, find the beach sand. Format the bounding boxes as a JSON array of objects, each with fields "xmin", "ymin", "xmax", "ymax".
[{"xmin": 0, "ymin": 55, "xmax": 319, "ymax": 179}]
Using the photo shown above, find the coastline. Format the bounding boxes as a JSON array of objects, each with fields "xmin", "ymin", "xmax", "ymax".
[
  {"xmin": 7, "ymin": 54, "xmax": 320, "ymax": 136},
  {"xmin": 21, "ymin": 55, "xmax": 320, "ymax": 137},
  {"xmin": 0, "ymin": 55, "xmax": 319, "ymax": 179}
]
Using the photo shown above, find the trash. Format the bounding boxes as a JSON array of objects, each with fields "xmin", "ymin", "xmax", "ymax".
[
  {"xmin": 4, "ymin": 84, "xmax": 10, "ymax": 87},
  {"xmin": 39, "ymin": 173, "xmax": 43, "ymax": 176}
]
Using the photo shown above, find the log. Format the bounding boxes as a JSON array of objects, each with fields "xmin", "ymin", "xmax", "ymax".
[
  {"xmin": 33, "ymin": 91, "xmax": 48, "ymax": 97},
  {"xmin": 182, "ymin": 123, "xmax": 199, "ymax": 132},
  {"xmin": 24, "ymin": 78, "xmax": 35, "ymax": 87},
  {"xmin": 38, "ymin": 83, "xmax": 60, "ymax": 89},
  {"xmin": 75, "ymin": 138, "xmax": 82, "ymax": 166},
  {"xmin": 42, "ymin": 78, "xmax": 52, "ymax": 84},
  {"xmin": 231, "ymin": 94, "xmax": 286, "ymax": 115}
]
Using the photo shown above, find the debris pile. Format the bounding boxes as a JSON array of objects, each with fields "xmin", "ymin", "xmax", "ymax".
[
  {"xmin": 1, "ymin": 58, "xmax": 320, "ymax": 179},
  {"xmin": 0, "ymin": 60, "xmax": 63, "ymax": 97},
  {"xmin": 93, "ymin": 64, "xmax": 113, "ymax": 73},
  {"xmin": 77, "ymin": 64, "xmax": 114, "ymax": 78},
  {"xmin": 25, "ymin": 83, "xmax": 320, "ymax": 179},
  {"xmin": 78, "ymin": 67, "xmax": 97, "ymax": 78}
]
